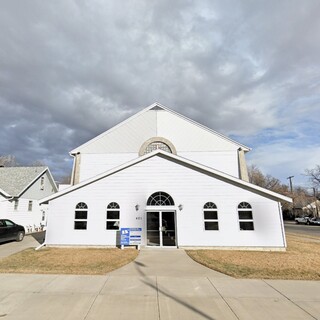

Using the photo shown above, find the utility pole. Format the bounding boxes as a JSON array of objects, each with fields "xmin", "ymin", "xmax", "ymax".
[
  {"xmin": 287, "ymin": 176, "xmax": 295, "ymax": 217},
  {"xmin": 313, "ymin": 187, "xmax": 319, "ymax": 218}
]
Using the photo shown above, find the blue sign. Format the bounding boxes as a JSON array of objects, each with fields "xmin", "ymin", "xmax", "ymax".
[
  {"xmin": 120, "ymin": 228, "xmax": 142, "ymax": 246},
  {"xmin": 120, "ymin": 228, "xmax": 130, "ymax": 246}
]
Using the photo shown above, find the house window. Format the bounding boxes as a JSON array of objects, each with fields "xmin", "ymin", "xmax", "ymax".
[
  {"xmin": 147, "ymin": 191, "xmax": 175, "ymax": 206},
  {"xmin": 106, "ymin": 202, "xmax": 120, "ymax": 230},
  {"xmin": 14, "ymin": 199, "xmax": 19, "ymax": 210},
  {"xmin": 238, "ymin": 202, "xmax": 254, "ymax": 230},
  {"xmin": 40, "ymin": 176, "xmax": 45, "ymax": 190},
  {"xmin": 144, "ymin": 141, "xmax": 172, "ymax": 154},
  {"xmin": 74, "ymin": 202, "xmax": 88, "ymax": 230},
  {"xmin": 203, "ymin": 202, "xmax": 219, "ymax": 230},
  {"xmin": 28, "ymin": 201, "xmax": 33, "ymax": 211}
]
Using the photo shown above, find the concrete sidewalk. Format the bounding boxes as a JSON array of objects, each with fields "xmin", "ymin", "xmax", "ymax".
[{"xmin": 0, "ymin": 249, "xmax": 319, "ymax": 319}]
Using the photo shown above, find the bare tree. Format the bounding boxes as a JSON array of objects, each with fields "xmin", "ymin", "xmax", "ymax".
[
  {"xmin": 305, "ymin": 165, "xmax": 320, "ymax": 189},
  {"xmin": 0, "ymin": 155, "xmax": 18, "ymax": 167}
]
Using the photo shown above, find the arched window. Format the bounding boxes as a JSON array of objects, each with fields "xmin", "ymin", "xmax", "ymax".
[
  {"xmin": 144, "ymin": 141, "xmax": 172, "ymax": 154},
  {"xmin": 106, "ymin": 202, "xmax": 120, "ymax": 230},
  {"xmin": 147, "ymin": 192, "xmax": 175, "ymax": 206},
  {"xmin": 75, "ymin": 202, "xmax": 88, "ymax": 230},
  {"xmin": 139, "ymin": 137, "xmax": 177, "ymax": 156},
  {"xmin": 203, "ymin": 202, "xmax": 219, "ymax": 230},
  {"xmin": 238, "ymin": 202, "xmax": 254, "ymax": 230}
]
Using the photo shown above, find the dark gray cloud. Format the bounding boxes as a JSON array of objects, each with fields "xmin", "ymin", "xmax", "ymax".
[{"xmin": 0, "ymin": 0, "xmax": 319, "ymax": 185}]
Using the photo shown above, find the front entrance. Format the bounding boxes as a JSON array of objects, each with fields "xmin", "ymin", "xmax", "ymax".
[{"xmin": 146, "ymin": 211, "xmax": 176, "ymax": 247}]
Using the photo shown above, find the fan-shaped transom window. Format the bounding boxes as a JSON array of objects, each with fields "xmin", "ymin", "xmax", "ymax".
[
  {"xmin": 238, "ymin": 202, "xmax": 254, "ymax": 230},
  {"xmin": 144, "ymin": 141, "xmax": 172, "ymax": 155},
  {"xmin": 139, "ymin": 137, "xmax": 177, "ymax": 156},
  {"xmin": 74, "ymin": 202, "xmax": 88, "ymax": 230},
  {"xmin": 106, "ymin": 202, "xmax": 120, "ymax": 230},
  {"xmin": 147, "ymin": 192, "xmax": 175, "ymax": 206},
  {"xmin": 203, "ymin": 202, "xmax": 219, "ymax": 230}
]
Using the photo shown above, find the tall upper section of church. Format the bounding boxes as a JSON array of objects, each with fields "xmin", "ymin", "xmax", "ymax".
[{"xmin": 70, "ymin": 103, "xmax": 250, "ymax": 184}]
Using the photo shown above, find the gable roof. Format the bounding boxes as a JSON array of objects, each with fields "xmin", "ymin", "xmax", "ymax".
[
  {"xmin": 0, "ymin": 166, "xmax": 57, "ymax": 197},
  {"xmin": 40, "ymin": 150, "xmax": 291, "ymax": 204},
  {"xmin": 70, "ymin": 102, "xmax": 251, "ymax": 154}
]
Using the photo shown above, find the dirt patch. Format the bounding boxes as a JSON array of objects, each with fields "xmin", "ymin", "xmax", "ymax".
[
  {"xmin": 0, "ymin": 247, "xmax": 138, "ymax": 275},
  {"xmin": 187, "ymin": 234, "xmax": 320, "ymax": 280}
]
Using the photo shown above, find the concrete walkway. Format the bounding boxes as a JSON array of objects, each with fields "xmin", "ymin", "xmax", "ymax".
[{"xmin": 0, "ymin": 248, "xmax": 320, "ymax": 319}]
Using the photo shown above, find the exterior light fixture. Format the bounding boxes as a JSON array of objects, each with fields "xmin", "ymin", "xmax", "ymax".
[
  {"xmin": 178, "ymin": 204, "xmax": 183, "ymax": 211},
  {"xmin": 135, "ymin": 204, "xmax": 140, "ymax": 211}
]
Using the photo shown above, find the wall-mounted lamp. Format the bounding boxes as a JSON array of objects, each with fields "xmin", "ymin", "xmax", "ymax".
[
  {"xmin": 135, "ymin": 204, "xmax": 140, "ymax": 211},
  {"xmin": 178, "ymin": 204, "xmax": 183, "ymax": 211}
]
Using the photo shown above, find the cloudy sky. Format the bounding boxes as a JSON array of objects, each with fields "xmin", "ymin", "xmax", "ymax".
[{"xmin": 1, "ymin": 0, "xmax": 319, "ymax": 188}]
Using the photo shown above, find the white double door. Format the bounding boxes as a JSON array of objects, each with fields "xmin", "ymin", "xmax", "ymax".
[{"xmin": 146, "ymin": 211, "xmax": 176, "ymax": 247}]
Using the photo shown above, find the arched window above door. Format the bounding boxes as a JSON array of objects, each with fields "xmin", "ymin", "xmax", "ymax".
[{"xmin": 147, "ymin": 191, "xmax": 175, "ymax": 206}]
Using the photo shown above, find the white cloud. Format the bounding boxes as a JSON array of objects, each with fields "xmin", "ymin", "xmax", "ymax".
[{"xmin": 0, "ymin": 0, "xmax": 320, "ymax": 184}]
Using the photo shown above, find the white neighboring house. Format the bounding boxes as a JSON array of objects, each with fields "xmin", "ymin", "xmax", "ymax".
[
  {"xmin": 41, "ymin": 103, "xmax": 291, "ymax": 250},
  {"xmin": 0, "ymin": 166, "xmax": 58, "ymax": 232}
]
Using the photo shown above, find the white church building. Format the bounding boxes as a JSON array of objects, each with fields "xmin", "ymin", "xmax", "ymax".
[{"xmin": 41, "ymin": 103, "xmax": 291, "ymax": 250}]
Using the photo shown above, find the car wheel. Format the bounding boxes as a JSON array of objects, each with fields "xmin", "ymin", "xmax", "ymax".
[
  {"xmin": 306, "ymin": 221, "xmax": 310, "ymax": 225},
  {"xmin": 16, "ymin": 231, "xmax": 25, "ymax": 242}
]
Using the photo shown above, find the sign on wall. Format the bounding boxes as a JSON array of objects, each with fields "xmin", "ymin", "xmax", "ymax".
[{"xmin": 120, "ymin": 228, "xmax": 142, "ymax": 247}]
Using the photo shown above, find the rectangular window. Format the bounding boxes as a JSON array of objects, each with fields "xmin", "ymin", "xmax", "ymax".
[
  {"xmin": 238, "ymin": 205, "xmax": 254, "ymax": 231},
  {"xmin": 40, "ymin": 176, "xmax": 45, "ymax": 190},
  {"xmin": 74, "ymin": 221, "xmax": 87, "ymax": 230},
  {"xmin": 28, "ymin": 201, "xmax": 33, "ymax": 211},
  {"xmin": 204, "ymin": 210, "xmax": 219, "ymax": 230},
  {"xmin": 106, "ymin": 211, "xmax": 120, "ymax": 230},
  {"xmin": 238, "ymin": 211, "xmax": 253, "ymax": 220},
  {"xmin": 75, "ymin": 211, "xmax": 88, "ymax": 220},
  {"xmin": 239, "ymin": 221, "xmax": 254, "ymax": 230},
  {"xmin": 14, "ymin": 199, "xmax": 19, "ymax": 210}
]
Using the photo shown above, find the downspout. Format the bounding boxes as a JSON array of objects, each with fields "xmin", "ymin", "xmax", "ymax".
[
  {"xmin": 278, "ymin": 202, "xmax": 287, "ymax": 248},
  {"xmin": 70, "ymin": 153, "xmax": 76, "ymax": 186},
  {"xmin": 35, "ymin": 242, "xmax": 46, "ymax": 250},
  {"xmin": 238, "ymin": 148, "xmax": 249, "ymax": 182}
]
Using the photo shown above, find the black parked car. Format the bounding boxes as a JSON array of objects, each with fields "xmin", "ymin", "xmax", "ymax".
[{"xmin": 0, "ymin": 219, "xmax": 25, "ymax": 243}]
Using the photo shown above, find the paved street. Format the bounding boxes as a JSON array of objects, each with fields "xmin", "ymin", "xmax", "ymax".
[
  {"xmin": 284, "ymin": 221, "xmax": 320, "ymax": 238},
  {"xmin": 0, "ymin": 248, "xmax": 320, "ymax": 320}
]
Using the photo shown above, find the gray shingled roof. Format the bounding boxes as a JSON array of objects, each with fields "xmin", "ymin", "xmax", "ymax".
[{"xmin": 0, "ymin": 166, "xmax": 47, "ymax": 196}]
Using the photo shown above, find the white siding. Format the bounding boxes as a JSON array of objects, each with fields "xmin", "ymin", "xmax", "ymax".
[
  {"xmin": 0, "ymin": 171, "xmax": 56, "ymax": 231},
  {"xmin": 75, "ymin": 109, "xmax": 242, "ymax": 155},
  {"xmin": 157, "ymin": 110, "xmax": 239, "ymax": 152},
  {"xmin": 79, "ymin": 153, "xmax": 137, "ymax": 182},
  {"xmin": 0, "ymin": 198, "xmax": 44, "ymax": 232},
  {"xmin": 46, "ymin": 156, "xmax": 285, "ymax": 248},
  {"xmin": 22, "ymin": 171, "xmax": 56, "ymax": 200},
  {"xmin": 179, "ymin": 151, "xmax": 239, "ymax": 177},
  {"xmin": 78, "ymin": 110, "xmax": 157, "ymax": 153}
]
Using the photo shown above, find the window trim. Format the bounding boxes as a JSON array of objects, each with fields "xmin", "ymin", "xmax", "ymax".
[
  {"xmin": 237, "ymin": 202, "xmax": 254, "ymax": 231},
  {"xmin": 203, "ymin": 202, "xmax": 219, "ymax": 231},
  {"xmin": 14, "ymin": 199, "xmax": 19, "ymax": 211},
  {"xmin": 139, "ymin": 137, "xmax": 177, "ymax": 156},
  {"xmin": 74, "ymin": 202, "xmax": 88, "ymax": 230},
  {"xmin": 28, "ymin": 200, "xmax": 33, "ymax": 212},
  {"xmin": 106, "ymin": 202, "xmax": 120, "ymax": 230}
]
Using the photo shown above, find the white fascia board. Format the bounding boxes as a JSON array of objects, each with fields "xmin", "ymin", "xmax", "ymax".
[
  {"xmin": 69, "ymin": 103, "xmax": 160, "ymax": 155},
  {"xmin": 18, "ymin": 167, "xmax": 51, "ymax": 197},
  {"xmin": 40, "ymin": 151, "xmax": 157, "ymax": 203},
  {"xmin": 70, "ymin": 102, "xmax": 250, "ymax": 154},
  {"xmin": 40, "ymin": 149, "xmax": 291, "ymax": 204},
  {"xmin": 154, "ymin": 102, "xmax": 251, "ymax": 151},
  {"xmin": 0, "ymin": 187, "xmax": 11, "ymax": 198},
  {"xmin": 158, "ymin": 152, "xmax": 292, "ymax": 203},
  {"xmin": 46, "ymin": 168, "xmax": 59, "ymax": 192}
]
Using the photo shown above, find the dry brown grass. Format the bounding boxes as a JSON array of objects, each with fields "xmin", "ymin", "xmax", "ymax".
[
  {"xmin": 0, "ymin": 247, "xmax": 138, "ymax": 275},
  {"xmin": 187, "ymin": 234, "xmax": 320, "ymax": 280}
]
